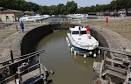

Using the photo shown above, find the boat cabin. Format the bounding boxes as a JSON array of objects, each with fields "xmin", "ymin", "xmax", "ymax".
[{"xmin": 69, "ymin": 26, "xmax": 87, "ymax": 35}]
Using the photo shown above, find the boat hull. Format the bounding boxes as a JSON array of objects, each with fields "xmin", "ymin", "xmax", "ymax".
[{"xmin": 66, "ymin": 37, "xmax": 98, "ymax": 56}]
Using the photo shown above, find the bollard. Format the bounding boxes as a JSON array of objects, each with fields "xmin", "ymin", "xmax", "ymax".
[{"xmin": 105, "ymin": 16, "xmax": 109, "ymax": 27}]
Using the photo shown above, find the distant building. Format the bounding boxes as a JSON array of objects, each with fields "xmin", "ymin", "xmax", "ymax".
[{"xmin": 0, "ymin": 9, "xmax": 23, "ymax": 23}]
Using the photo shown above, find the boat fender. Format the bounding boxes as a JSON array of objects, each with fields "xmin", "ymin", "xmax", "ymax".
[
  {"xmin": 89, "ymin": 51, "xmax": 92, "ymax": 55},
  {"xmin": 71, "ymin": 47, "xmax": 74, "ymax": 52},
  {"xmin": 84, "ymin": 54, "xmax": 87, "ymax": 58},
  {"xmin": 74, "ymin": 51, "xmax": 77, "ymax": 56},
  {"xmin": 93, "ymin": 53, "xmax": 97, "ymax": 58}
]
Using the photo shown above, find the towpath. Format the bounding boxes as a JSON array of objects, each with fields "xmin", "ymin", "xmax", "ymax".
[{"xmin": 0, "ymin": 22, "xmax": 47, "ymax": 64}]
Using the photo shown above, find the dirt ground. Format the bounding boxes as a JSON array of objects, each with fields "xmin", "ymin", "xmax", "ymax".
[{"xmin": 83, "ymin": 17, "xmax": 131, "ymax": 41}]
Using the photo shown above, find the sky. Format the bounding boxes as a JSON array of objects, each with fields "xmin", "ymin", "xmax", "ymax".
[{"xmin": 26, "ymin": 0, "xmax": 112, "ymax": 7}]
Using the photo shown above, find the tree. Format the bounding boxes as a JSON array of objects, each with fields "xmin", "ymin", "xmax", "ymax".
[
  {"xmin": 0, "ymin": 0, "xmax": 40, "ymax": 12},
  {"xmin": 66, "ymin": 1, "xmax": 77, "ymax": 14},
  {"xmin": 1, "ymin": 0, "xmax": 130, "ymax": 15},
  {"xmin": 57, "ymin": 4, "xmax": 66, "ymax": 14},
  {"xmin": 127, "ymin": 0, "xmax": 131, "ymax": 8}
]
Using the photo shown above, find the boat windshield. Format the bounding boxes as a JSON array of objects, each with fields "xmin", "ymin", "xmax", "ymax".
[
  {"xmin": 72, "ymin": 31, "xmax": 79, "ymax": 34},
  {"xmin": 80, "ymin": 31, "xmax": 87, "ymax": 34}
]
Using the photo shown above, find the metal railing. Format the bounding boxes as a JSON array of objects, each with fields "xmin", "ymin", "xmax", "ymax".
[
  {"xmin": 44, "ymin": 17, "xmax": 81, "ymax": 25},
  {"xmin": 98, "ymin": 47, "xmax": 131, "ymax": 57},
  {"xmin": 97, "ymin": 46, "xmax": 131, "ymax": 83},
  {"xmin": 0, "ymin": 49, "xmax": 45, "ymax": 84},
  {"xmin": 0, "ymin": 49, "xmax": 45, "ymax": 65}
]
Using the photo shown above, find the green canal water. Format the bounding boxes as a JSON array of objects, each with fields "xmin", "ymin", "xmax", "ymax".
[{"xmin": 36, "ymin": 30, "xmax": 102, "ymax": 84}]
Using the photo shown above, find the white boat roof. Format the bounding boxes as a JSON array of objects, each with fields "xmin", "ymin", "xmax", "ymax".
[{"xmin": 70, "ymin": 26, "xmax": 86, "ymax": 31}]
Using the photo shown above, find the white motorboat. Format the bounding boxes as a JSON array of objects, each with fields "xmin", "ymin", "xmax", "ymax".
[
  {"xmin": 19, "ymin": 14, "xmax": 45, "ymax": 22},
  {"xmin": 66, "ymin": 26, "xmax": 99, "ymax": 57}
]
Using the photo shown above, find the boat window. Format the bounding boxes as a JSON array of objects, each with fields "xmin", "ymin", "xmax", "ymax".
[
  {"xmin": 72, "ymin": 31, "xmax": 79, "ymax": 34},
  {"xmin": 80, "ymin": 31, "xmax": 87, "ymax": 34}
]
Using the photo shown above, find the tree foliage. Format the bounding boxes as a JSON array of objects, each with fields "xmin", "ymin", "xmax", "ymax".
[
  {"xmin": 66, "ymin": 1, "xmax": 77, "ymax": 14},
  {"xmin": 0, "ymin": 0, "xmax": 40, "ymax": 12},
  {"xmin": 0, "ymin": 0, "xmax": 131, "ymax": 14}
]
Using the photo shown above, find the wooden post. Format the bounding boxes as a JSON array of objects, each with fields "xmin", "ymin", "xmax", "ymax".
[
  {"xmin": 17, "ymin": 67, "xmax": 22, "ymax": 84},
  {"xmin": 10, "ymin": 50, "xmax": 14, "ymax": 63},
  {"xmin": 103, "ymin": 51, "xmax": 107, "ymax": 59},
  {"xmin": 110, "ymin": 52, "xmax": 114, "ymax": 67},
  {"xmin": 39, "ymin": 64, "xmax": 42, "ymax": 76},
  {"xmin": 99, "ymin": 60, "xmax": 104, "ymax": 79}
]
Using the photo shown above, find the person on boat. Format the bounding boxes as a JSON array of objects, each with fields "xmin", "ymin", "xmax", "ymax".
[
  {"xmin": 85, "ymin": 25, "xmax": 91, "ymax": 39},
  {"xmin": 85, "ymin": 25, "xmax": 91, "ymax": 34}
]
